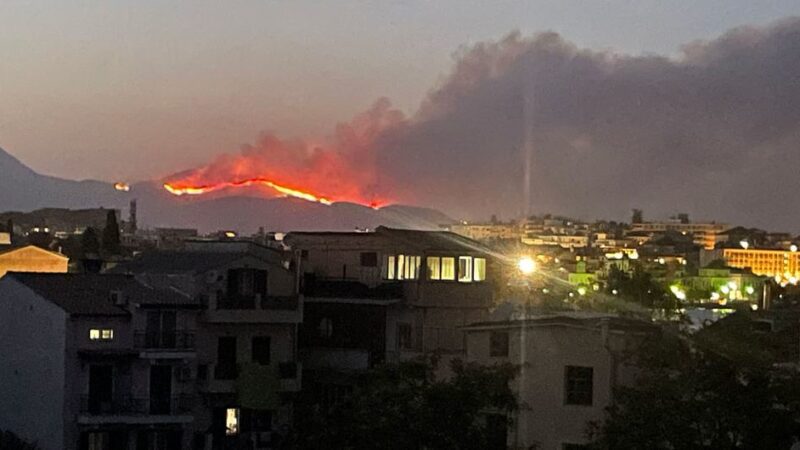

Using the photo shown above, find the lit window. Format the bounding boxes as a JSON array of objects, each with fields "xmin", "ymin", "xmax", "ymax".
[
  {"xmin": 441, "ymin": 257, "xmax": 456, "ymax": 280},
  {"xmin": 397, "ymin": 254, "xmax": 406, "ymax": 280},
  {"xmin": 474, "ymin": 258, "xmax": 486, "ymax": 282},
  {"xmin": 427, "ymin": 257, "xmax": 441, "ymax": 280},
  {"xmin": 89, "ymin": 329, "xmax": 114, "ymax": 341},
  {"xmin": 458, "ymin": 256, "xmax": 473, "ymax": 283},
  {"xmin": 225, "ymin": 408, "xmax": 240, "ymax": 435},
  {"xmin": 386, "ymin": 255, "xmax": 396, "ymax": 280},
  {"xmin": 404, "ymin": 256, "xmax": 421, "ymax": 279}
]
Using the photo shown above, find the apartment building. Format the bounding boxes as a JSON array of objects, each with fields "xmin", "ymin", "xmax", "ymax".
[
  {"xmin": 704, "ymin": 247, "xmax": 800, "ymax": 281},
  {"xmin": 0, "ymin": 273, "xmax": 200, "ymax": 450},
  {"xmin": 284, "ymin": 226, "xmax": 494, "ymax": 376},
  {"xmin": 628, "ymin": 220, "xmax": 727, "ymax": 250},
  {"xmin": 110, "ymin": 241, "xmax": 303, "ymax": 449},
  {"xmin": 463, "ymin": 313, "xmax": 655, "ymax": 450}
]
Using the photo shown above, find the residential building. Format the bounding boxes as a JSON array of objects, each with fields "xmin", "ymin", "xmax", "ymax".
[
  {"xmin": 704, "ymin": 247, "xmax": 800, "ymax": 281},
  {"xmin": 463, "ymin": 313, "xmax": 655, "ymax": 450},
  {"xmin": 0, "ymin": 244, "xmax": 69, "ymax": 278},
  {"xmin": 628, "ymin": 219, "xmax": 727, "ymax": 250},
  {"xmin": 284, "ymin": 226, "xmax": 494, "ymax": 376},
  {"xmin": 448, "ymin": 222, "xmax": 522, "ymax": 241},
  {"xmin": 0, "ymin": 273, "xmax": 200, "ymax": 450},
  {"xmin": 111, "ymin": 240, "xmax": 302, "ymax": 449}
]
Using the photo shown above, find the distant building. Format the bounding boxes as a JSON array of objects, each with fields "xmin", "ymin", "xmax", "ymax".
[
  {"xmin": 704, "ymin": 247, "xmax": 800, "ymax": 281},
  {"xmin": 463, "ymin": 313, "xmax": 655, "ymax": 449},
  {"xmin": 0, "ymin": 244, "xmax": 69, "ymax": 278},
  {"xmin": 448, "ymin": 222, "xmax": 522, "ymax": 241},
  {"xmin": 629, "ymin": 220, "xmax": 727, "ymax": 250}
]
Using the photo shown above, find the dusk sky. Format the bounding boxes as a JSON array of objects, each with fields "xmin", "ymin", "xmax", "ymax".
[{"xmin": 3, "ymin": 1, "xmax": 800, "ymax": 183}]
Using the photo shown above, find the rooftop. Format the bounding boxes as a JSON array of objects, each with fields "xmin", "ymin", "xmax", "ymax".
[{"xmin": 7, "ymin": 273, "xmax": 194, "ymax": 316}]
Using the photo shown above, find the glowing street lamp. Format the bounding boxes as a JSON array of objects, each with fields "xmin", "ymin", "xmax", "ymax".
[{"xmin": 518, "ymin": 257, "xmax": 536, "ymax": 275}]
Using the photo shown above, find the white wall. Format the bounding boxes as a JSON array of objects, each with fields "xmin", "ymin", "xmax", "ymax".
[
  {"xmin": 0, "ymin": 277, "xmax": 67, "ymax": 450},
  {"xmin": 466, "ymin": 323, "xmax": 622, "ymax": 450}
]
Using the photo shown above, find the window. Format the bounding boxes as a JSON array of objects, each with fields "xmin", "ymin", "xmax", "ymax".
[
  {"xmin": 474, "ymin": 258, "xmax": 487, "ymax": 281},
  {"xmin": 565, "ymin": 366, "xmax": 593, "ymax": 405},
  {"xmin": 458, "ymin": 256, "xmax": 473, "ymax": 282},
  {"xmin": 396, "ymin": 254, "xmax": 406, "ymax": 279},
  {"xmin": 398, "ymin": 323, "xmax": 413, "ymax": 350},
  {"xmin": 360, "ymin": 252, "xmax": 378, "ymax": 267},
  {"xmin": 427, "ymin": 256, "xmax": 441, "ymax": 280},
  {"xmin": 225, "ymin": 408, "xmax": 240, "ymax": 435},
  {"xmin": 441, "ymin": 257, "xmax": 456, "ymax": 280},
  {"xmin": 489, "ymin": 331, "xmax": 509, "ymax": 357},
  {"xmin": 404, "ymin": 255, "xmax": 421, "ymax": 279},
  {"xmin": 252, "ymin": 337, "xmax": 271, "ymax": 365},
  {"xmin": 215, "ymin": 337, "xmax": 237, "ymax": 380},
  {"xmin": 89, "ymin": 328, "xmax": 114, "ymax": 341},
  {"xmin": 386, "ymin": 255, "xmax": 396, "ymax": 279},
  {"xmin": 319, "ymin": 317, "xmax": 333, "ymax": 338}
]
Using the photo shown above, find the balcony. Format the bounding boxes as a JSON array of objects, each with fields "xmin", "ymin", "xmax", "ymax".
[
  {"xmin": 205, "ymin": 294, "xmax": 302, "ymax": 324},
  {"xmin": 78, "ymin": 395, "xmax": 195, "ymax": 424},
  {"xmin": 134, "ymin": 331, "xmax": 195, "ymax": 351},
  {"xmin": 202, "ymin": 362, "xmax": 302, "ymax": 393},
  {"xmin": 303, "ymin": 277, "xmax": 404, "ymax": 300}
]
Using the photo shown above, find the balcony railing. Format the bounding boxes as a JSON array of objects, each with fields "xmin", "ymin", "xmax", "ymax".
[
  {"xmin": 134, "ymin": 331, "xmax": 195, "ymax": 350},
  {"xmin": 216, "ymin": 294, "xmax": 299, "ymax": 311},
  {"xmin": 80, "ymin": 394, "xmax": 195, "ymax": 416},
  {"xmin": 210, "ymin": 362, "xmax": 299, "ymax": 381},
  {"xmin": 303, "ymin": 277, "xmax": 404, "ymax": 299}
]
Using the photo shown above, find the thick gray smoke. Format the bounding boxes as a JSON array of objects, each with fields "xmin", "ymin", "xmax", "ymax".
[{"xmin": 377, "ymin": 18, "xmax": 800, "ymax": 229}]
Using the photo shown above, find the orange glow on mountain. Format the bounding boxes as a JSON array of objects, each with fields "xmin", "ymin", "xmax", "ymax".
[
  {"xmin": 161, "ymin": 98, "xmax": 404, "ymax": 210},
  {"xmin": 163, "ymin": 178, "xmax": 334, "ymax": 206}
]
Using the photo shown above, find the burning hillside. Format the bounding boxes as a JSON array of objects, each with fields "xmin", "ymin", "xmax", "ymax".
[{"xmin": 162, "ymin": 98, "xmax": 405, "ymax": 209}]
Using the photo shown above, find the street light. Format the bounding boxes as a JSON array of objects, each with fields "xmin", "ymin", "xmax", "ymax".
[{"xmin": 518, "ymin": 256, "xmax": 536, "ymax": 275}]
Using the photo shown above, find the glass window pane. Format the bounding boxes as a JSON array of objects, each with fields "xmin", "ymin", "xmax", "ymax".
[
  {"xmin": 427, "ymin": 257, "xmax": 441, "ymax": 280},
  {"xmin": 474, "ymin": 258, "xmax": 486, "ymax": 281},
  {"xmin": 89, "ymin": 329, "xmax": 100, "ymax": 340},
  {"xmin": 441, "ymin": 257, "xmax": 456, "ymax": 280},
  {"xmin": 386, "ymin": 256, "xmax": 396, "ymax": 280},
  {"xmin": 458, "ymin": 256, "xmax": 473, "ymax": 282},
  {"xmin": 397, "ymin": 255, "xmax": 405, "ymax": 280}
]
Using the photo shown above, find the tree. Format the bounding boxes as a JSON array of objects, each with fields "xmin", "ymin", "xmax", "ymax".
[
  {"xmin": 101, "ymin": 210, "xmax": 121, "ymax": 254},
  {"xmin": 589, "ymin": 314, "xmax": 800, "ymax": 448},
  {"xmin": 81, "ymin": 227, "xmax": 100, "ymax": 255},
  {"xmin": 291, "ymin": 358, "xmax": 518, "ymax": 449}
]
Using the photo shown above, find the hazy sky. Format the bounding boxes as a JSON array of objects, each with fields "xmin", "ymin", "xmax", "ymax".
[{"xmin": 2, "ymin": 0, "xmax": 799, "ymax": 183}]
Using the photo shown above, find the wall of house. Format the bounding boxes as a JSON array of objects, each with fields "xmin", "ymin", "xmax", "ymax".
[
  {"xmin": 0, "ymin": 246, "xmax": 69, "ymax": 278},
  {"xmin": 0, "ymin": 277, "xmax": 67, "ymax": 450},
  {"xmin": 466, "ymin": 324, "xmax": 625, "ymax": 450}
]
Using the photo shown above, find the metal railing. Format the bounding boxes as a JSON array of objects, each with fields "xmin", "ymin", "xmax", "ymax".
[
  {"xmin": 80, "ymin": 394, "xmax": 195, "ymax": 415},
  {"xmin": 216, "ymin": 294, "xmax": 299, "ymax": 311},
  {"xmin": 133, "ymin": 331, "xmax": 195, "ymax": 350}
]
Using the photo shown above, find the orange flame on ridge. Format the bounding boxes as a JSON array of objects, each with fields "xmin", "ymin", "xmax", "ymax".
[{"xmin": 163, "ymin": 178, "xmax": 336, "ymax": 206}]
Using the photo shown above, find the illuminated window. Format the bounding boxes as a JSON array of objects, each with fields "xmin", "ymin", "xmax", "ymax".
[
  {"xmin": 397, "ymin": 255, "xmax": 406, "ymax": 280},
  {"xmin": 404, "ymin": 256, "xmax": 421, "ymax": 279},
  {"xmin": 225, "ymin": 408, "xmax": 240, "ymax": 435},
  {"xmin": 441, "ymin": 257, "xmax": 456, "ymax": 280},
  {"xmin": 89, "ymin": 329, "xmax": 114, "ymax": 341},
  {"xmin": 427, "ymin": 257, "xmax": 441, "ymax": 280},
  {"xmin": 474, "ymin": 258, "xmax": 486, "ymax": 282},
  {"xmin": 386, "ymin": 255, "xmax": 396, "ymax": 280},
  {"xmin": 458, "ymin": 256, "xmax": 473, "ymax": 283}
]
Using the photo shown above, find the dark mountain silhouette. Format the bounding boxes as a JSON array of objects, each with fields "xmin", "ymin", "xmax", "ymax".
[{"xmin": 0, "ymin": 147, "xmax": 453, "ymax": 233}]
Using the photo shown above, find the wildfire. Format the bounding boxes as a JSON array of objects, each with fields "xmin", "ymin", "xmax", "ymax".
[
  {"xmin": 114, "ymin": 182, "xmax": 131, "ymax": 192},
  {"xmin": 163, "ymin": 178, "xmax": 335, "ymax": 206}
]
